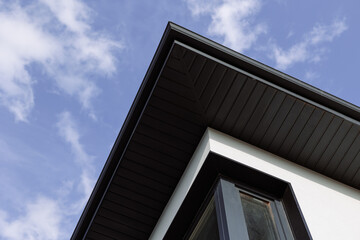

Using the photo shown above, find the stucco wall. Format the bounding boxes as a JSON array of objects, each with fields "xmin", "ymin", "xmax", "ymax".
[{"xmin": 150, "ymin": 128, "xmax": 360, "ymax": 240}]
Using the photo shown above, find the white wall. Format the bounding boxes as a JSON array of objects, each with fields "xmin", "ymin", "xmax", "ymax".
[{"xmin": 150, "ymin": 128, "xmax": 360, "ymax": 240}]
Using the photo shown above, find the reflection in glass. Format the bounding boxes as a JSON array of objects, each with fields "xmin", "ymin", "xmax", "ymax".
[
  {"xmin": 188, "ymin": 198, "xmax": 220, "ymax": 240},
  {"xmin": 240, "ymin": 192, "xmax": 279, "ymax": 240}
]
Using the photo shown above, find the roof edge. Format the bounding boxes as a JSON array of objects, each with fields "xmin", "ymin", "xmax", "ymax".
[
  {"xmin": 167, "ymin": 22, "xmax": 360, "ymax": 122},
  {"xmin": 71, "ymin": 22, "xmax": 175, "ymax": 240}
]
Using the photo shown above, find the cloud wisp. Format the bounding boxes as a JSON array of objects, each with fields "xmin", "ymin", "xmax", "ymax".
[
  {"xmin": 0, "ymin": 197, "xmax": 63, "ymax": 240},
  {"xmin": 0, "ymin": 3, "xmax": 59, "ymax": 122},
  {"xmin": 186, "ymin": 0, "xmax": 347, "ymax": 72},
  {"xmin": 270, "ymin": 18, "xmax": 348, "ymax": 70},
  {"xmin": 0, "ymin": 111, "xmax": 96, "ymax": 240},
  {"xmin": 56, "ymin": 111, "xmax": 96, "ymax": 210},
  {"xmin": 0, "ymin": 0, "xmax": 122, "ymax": 122},
  {"xmin": 186, "ymin": 0, "xmax": 266, "ymax": 52}
]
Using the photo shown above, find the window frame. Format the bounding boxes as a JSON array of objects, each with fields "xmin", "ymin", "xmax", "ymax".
[
  {"xmin": 187, "ymin": 196, "xmax": 219, "ymax": 240},
  {"xmin": 164, "ymin": 152, "xmax": 312, "ymax": 240},
  {"xmin": 184, "ymin": 178, "xmax": 294, "ymax": 240}
]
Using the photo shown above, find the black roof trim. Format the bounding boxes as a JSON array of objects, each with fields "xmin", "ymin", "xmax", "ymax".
[
  {"xmin": 167, "ymin": 22, "xmax": 360, "ymax": 121},
  {"xmin": 174, "ymin": 40, "xmax": 360, "ymax": 126},
  {"xmin": 71, "ymin": 23, "xmax": 174, "ymax": 240}
]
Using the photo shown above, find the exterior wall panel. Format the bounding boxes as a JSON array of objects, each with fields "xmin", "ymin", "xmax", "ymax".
[{"xmin": 150, "ymin": 128, "xmax": 360, "ymax": 240}]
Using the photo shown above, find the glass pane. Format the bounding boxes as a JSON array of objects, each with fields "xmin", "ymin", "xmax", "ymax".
[
  {"xmin": 240, "ymin": 192, "xmax": 279, "ymax": 240},
  {"xmin": 188, "ymin": 198, "xmax": 220, "ymax": 240}
]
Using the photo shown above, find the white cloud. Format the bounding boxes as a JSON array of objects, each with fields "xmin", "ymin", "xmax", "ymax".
[
  {"xmin": 308, "ymin": 19, "xmax": 348, "ymax": 45},
  {"xmin": 271, "ymin": 18, "xmax": 348, "ymax": 70},
  {"xmin": 305, "ymin": 70, "xmax": 319, "ymax": 81},
  {"xmin": 0, "ymin": 111, "xmax": 96, "ymax": 240},
  {"xmin": 0, "ymin": 4, "xmax": 59, "ymax": 122},
  {"xmin": 186, "ymin": 0, "xmax": 266, "ymax": 52},
  {"xmin": 0, "ymin": 196, "xmax": 63, "ymax": 240},
  {"xmin": 271, "ymin": 42, "xmax": 309, "ymax": 70},
  {"xmin": 186, "ymin": 1, "xmax": 347, "ymax": 71},
  {"xmin": 186, "ymin": 0, "xmax": 221, "ymax": 16},
  {"xmin": 39, "ymin": 0, "xmax": 92, "ymax": 34},
  {"xmin": 56, "ymin": 111, "xmax": 95, "ymax": 206},
  {"xmin": 0, "ymin": 0, "xmax": 122, "ymax": 122}
]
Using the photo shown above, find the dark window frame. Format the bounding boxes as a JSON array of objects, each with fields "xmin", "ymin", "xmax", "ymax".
[
  {"xmin": 164, "ymin": 152, "xmax": 312, "ymax": 240},
  {"xmin": 237, "ymin": 187, "xmax": 294, "ymax": 239},
  {"xmin": 186, "ymin": 196, "xmax": 219, "ymax": 240}
]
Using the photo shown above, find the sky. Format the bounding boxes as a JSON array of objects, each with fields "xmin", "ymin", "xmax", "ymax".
[{"xmin": 0, "ymin": 0, "xmax": 359, "ymax": 239}]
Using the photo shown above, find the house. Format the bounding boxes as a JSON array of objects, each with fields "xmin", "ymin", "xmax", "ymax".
[{"xmin": 71, "ymin": 22, "xmax": 360, "ymax": 240}]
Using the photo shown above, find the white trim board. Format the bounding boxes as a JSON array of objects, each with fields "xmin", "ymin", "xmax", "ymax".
[{"xmin": 150, "ymin": 128, "xmax": 360, "ymax": 240}]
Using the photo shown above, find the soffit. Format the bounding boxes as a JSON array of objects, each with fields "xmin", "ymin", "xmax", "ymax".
[{"xmin": 73, "ymin": 23, "xmax": 360, "ymax": 240}]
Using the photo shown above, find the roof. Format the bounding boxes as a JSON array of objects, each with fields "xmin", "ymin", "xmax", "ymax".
[{"xmin": 71, "ymin": 22, "xmax": 360, "ymax": 240}]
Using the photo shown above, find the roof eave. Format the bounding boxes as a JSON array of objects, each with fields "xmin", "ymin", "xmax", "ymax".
[
  {"xmin": 71, "ymin": 22, "xmax": 360, "ymax": 239},
  {"xmin": 167, "ymin": 22, "xmax": 360, "ymax": 121},
  {"xmin": 71, "ymin": 22, "xmax": 177, "ymax": 240}
]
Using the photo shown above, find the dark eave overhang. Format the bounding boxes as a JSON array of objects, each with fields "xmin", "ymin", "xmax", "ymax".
[
  {"xmin": 167, "ymin": 23, "xmax": 360, "ymax": 122},
  {"xmin": 72, "ymin": 22, "xmax": 360, "ymax": 240}
]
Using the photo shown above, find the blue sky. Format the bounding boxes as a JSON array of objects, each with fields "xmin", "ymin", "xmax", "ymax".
[{"xmin": 0, "ymin": 0, "xmax": 359, "ymax": 239}]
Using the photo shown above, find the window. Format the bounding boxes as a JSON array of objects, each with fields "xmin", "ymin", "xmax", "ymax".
[
  {"xmin": 186, "ymin": 178, "xmax": 294, "ymax": 240},
  {"xmin": 240, "ymin": 191, "xmax": 283, "ymax": 239},
  {"xmin": 188, "ymin": 198, "xmax": 219, "ymax": 240},
  {"xmin": 164, "ymin": 152, "xmax": 311, "ymax": 240}
]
